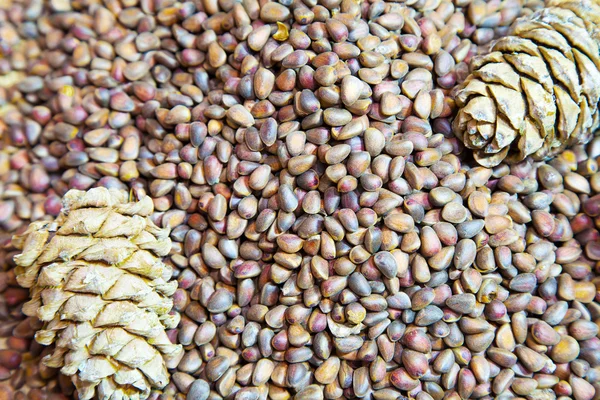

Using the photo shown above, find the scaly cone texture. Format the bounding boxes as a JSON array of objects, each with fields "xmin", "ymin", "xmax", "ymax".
[
  {"xmin": 453, "ymin": 0, "xmax": 600, "ymax": 167},
  {"xmin": 11, "ymin": 187, "xmax": 183, "ymax": 400}
]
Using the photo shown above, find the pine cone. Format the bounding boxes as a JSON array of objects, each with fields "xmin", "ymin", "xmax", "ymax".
[
  {"xmin": 12, "ymin": 187, "xmax": 183, "ymax": 400},
  {"xmin": 453, "ymin": 0, "xmax": 600, "ymax": 167}
]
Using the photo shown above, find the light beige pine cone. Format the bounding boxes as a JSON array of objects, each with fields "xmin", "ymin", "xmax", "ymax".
[
  {"xmin": 453, "ymin": 0, "xmax": 600, "ymax": 167},
  {"xmin": 12, "ymin": 187, "xmax": 183, "ymax": 400}
]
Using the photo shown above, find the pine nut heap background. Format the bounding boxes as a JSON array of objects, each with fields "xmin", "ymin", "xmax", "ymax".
[{"xmin": 2, "ymin": 0, "xmax": 600, "ymax": 399}]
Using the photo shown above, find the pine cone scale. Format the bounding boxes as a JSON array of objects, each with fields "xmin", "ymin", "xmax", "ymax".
[{"xmin": 487, "ymin": 84, "xmax": 525, "ymax": 130}]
